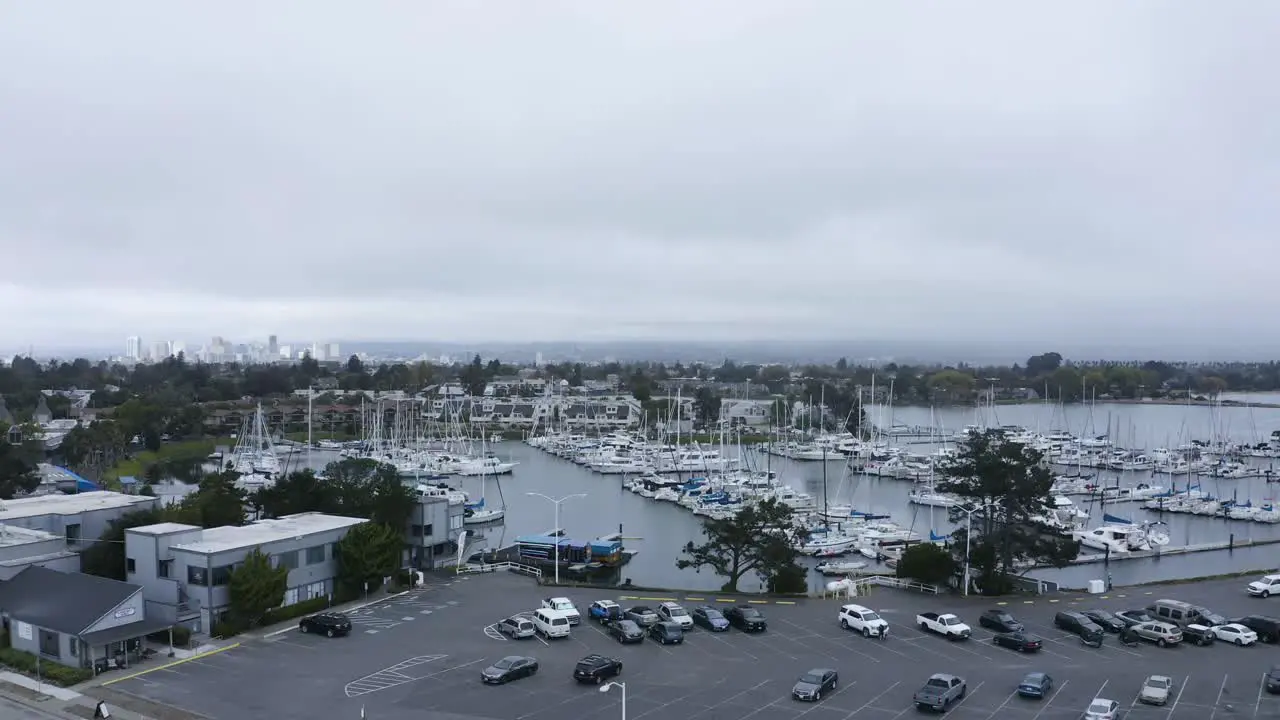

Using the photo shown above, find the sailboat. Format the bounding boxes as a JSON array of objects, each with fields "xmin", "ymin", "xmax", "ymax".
[{"xmin": 463, "ymin": 468, "xmax": 506, "ymax": 525}]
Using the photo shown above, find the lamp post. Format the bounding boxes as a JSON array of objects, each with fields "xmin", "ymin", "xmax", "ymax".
[
  {"xmin": 600, "ymin": 681, "xmax": 626, "ymax": 720},
  {"xmin": 955, "ymin": 502, "xmax": 994, "ymax": 597},
  {"xmin": 526, "ymin": 492, "xmax": 587, "ymax": 585}
]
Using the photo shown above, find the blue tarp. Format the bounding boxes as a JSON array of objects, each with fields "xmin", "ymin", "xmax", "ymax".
[{"xmin": 54, "ymin": 465, "xmax": 102, "ymax": 492}]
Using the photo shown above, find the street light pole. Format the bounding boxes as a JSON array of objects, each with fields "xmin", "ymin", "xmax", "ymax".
[
  {"xmin": 956, "ymin": 501, "xmax": 995, "ymax": 597},
  {"xmin": 526, "ymin": 492, "xmax": 587, "ymax": 585},
  {"xmin": 600, "ymin": 681, "xmax": 626, "ymax": 720}
]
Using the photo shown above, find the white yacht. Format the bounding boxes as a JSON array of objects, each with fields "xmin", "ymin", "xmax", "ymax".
[
  {"xmin": 455, "ymin": 456, "xmax": 518, "ymax": 476},
  {"xmin": 907, "ymin": 489, "xmax": 958, "ymax": 508},
  {"xmin": 1072, "ymin": 520, "xmax": 1169, "ymax": 554}
]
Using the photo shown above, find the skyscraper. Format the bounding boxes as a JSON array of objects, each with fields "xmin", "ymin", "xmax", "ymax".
[
  {"xmin": 126, "ymin": 336, "xmax": 142, "ymax": 360},
  {"xmin": 268, "ymin": 335, "xmax": 279, "ymax": 358}
]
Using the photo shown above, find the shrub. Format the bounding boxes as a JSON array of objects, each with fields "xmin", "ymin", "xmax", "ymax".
[
  {"xmin": 146, "ymin": 625, "xmax": 192, "ymax": 647},
  {"xmin": 0, "ymin": 647, "xmax": 93, "ymax": 686},
  {"xmin": 896, "ymin": 543, "xmax": 957, "ymax": 587},
  {"xmin": 261, "ymin": 596, "xmax": 331, "ymax": 626},
  {"xmin": 211, "ymin": 618, "xmax": 248, "ymax": 639}
]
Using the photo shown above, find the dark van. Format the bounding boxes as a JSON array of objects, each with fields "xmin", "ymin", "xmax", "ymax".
[{"xmin": 1055, "ymin": 611, "xmax": 1105, "ymax": 644}]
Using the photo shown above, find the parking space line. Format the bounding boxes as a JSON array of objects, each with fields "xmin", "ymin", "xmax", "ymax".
[
  {"xmin": 102, "ymin": 642, "xmax": 242, "ymax": 685},
  {"xmin": 1168, "ymin": 672, "xmax": 1191, "ymax": 714},
  {"xmin": 737, "ymin": 695, "xmax": 784, "ymax": 720},
  {"xmin": 512, "ymin": 685, "xmax": 612, "ymax": 719},
  {"xmin": 948, "ymin": 680, "xmax": 983, "ymax": 712},
  {"xmin": 694, "ymin": 630, "xmax": 759, "ymax": 662},
  {"xmin": 1255, "ymin": 671, "xmax": 1267, "ymax": 718},
  {"xmin": 686, "ymin": 679, "xmax": 771, "ymax": 719},
  {"xmin": 840, "ymin": 680, "xmax": 899, "ymax": 718},
  {"xmin": 792, "ymin": 681, "xmax": 854, "ymax": 719},
  {"xmin": 774, "ymin": 618, "xmax": 881, "ymax": 664},
  {"xmin": 1208, "ymin": 674, "xmax": 1229, "ymax": 720},
  {"xmin": 1030, "ymin": 678, "xmax": 1068, "ymax": 720},
  {"xmin": 982, "ymin": 688, "xmax": 1020, "ymax": 718},
  {"xmin": 629, "ymin": 678, "xmax": 729, "ymax": 720}
]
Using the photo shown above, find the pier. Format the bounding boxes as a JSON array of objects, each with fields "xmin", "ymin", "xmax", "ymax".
[{"xmin": 1061, "ymin": 536, "xmax": 1280, "ymax": 567}]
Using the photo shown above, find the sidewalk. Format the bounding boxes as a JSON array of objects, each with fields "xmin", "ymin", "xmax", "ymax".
[{"xmin": 0, "ymin": 583, "xmax": 428, "ymax": 719}]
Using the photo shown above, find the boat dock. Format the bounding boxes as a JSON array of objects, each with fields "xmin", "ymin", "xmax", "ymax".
[{"xmin": 1064, "ymin": 536, "xmax": 1280, "ymax": 567}]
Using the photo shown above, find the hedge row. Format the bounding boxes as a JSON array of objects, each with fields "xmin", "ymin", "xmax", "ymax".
[
  {"xmin": 0, "ymin": 646, "xmax": 93, "ymax": 687},
  {"xmin": 213, "ymin": 595, "xmax": 335, "ymax": 639},
  {"xmin": 145, "ymin": 625, "xmax": 192, "ymax": 647}
]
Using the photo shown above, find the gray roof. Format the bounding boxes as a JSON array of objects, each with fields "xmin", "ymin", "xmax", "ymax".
[{"xmin": 0, "ymin": 567, "xmax": 141, "ymax": 636}]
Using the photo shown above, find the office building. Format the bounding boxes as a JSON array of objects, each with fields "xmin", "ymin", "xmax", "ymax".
[
  {"xmin": 407, "ymin": 491, "xmax": 465, "ymax": 570},
  {"xmin": 267, "ymin": 335, "xmax": 279, "ymax": 358},
  {"xmin": 125, "ymin": 336, "xmax": 142, "ymax": 360},
  {"xmin": 0, "ymin": 524, "xmax": 80, "ymax": 580},
  {"xmin": 0, "ymin": 491, "xmax": 159, "ymax": 548},
  {"xmin": 125, "ymin": 512, "xmax": 367, "ymax": 631}
]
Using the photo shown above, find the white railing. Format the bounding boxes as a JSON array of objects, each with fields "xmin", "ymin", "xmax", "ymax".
[
  {"xmin": 455, "ymin": 561, "xmax": 542, "ymax": 579},
  {"xmin": 825, "ymin": 575, "xmax": 940, "ymax": 598}
]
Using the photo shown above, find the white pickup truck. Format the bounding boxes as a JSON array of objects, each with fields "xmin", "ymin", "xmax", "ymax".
[{"xmin": 917, "ymin": 612, "xmax": 972, "ymax": 640}]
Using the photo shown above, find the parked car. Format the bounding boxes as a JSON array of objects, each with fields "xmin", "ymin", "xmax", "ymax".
[
  {"xmin": 913, "ymin": 673, "xmax": 966, "ymax": 712},
  {"xmin": 606, "ymin": 619, "xmax": 645, "ymax": 644},
  {"xmin": 481, "ymin": 656, "xmax": 538, "ymax": 684},
  {"xmin": 657, "ymin": 602, "xmax": 694, "ymax": 629},
  {"xmin": 1081, "ymin": 610, "xmax": 1125, "ymax": 633},
  {"xmin": 1126, "ymin": 621, "xmax": 1182, "ymax": 647},
  {"xmin": 1054, "ymin": 611, "xmax": 1105, "ymax": 643},
  {"xmin": 1115, "ymin": 609, "xmax": 1155, "ymax": 628},
  {"xmin": 992, "ymin": 631, "xmax": 1042, "ymax": 652},
  {"xmin": 1016, "ymin": 672, "xmax": 1053, "ymax": 699},
  {"xmin": 691, "ymin": 605, "xmax": 730, "ymax": 632},
  {"xmin": 838, "ymin": 604, "xmax": 888, "ymax": 638},
  {"xmin": 1083, "ymin": 698, "xmax": 1121, "ymax": 719},
  {"xmin": 1265, "ymin": 665, "xmax": 1280, "ymax": 694},
  {"xmin": 588, "ymin": 600, "xmax": 622, "ymax": 624},
  {"xmin": 624, "ymin": 606, "xmax": 659, "ymax": 627},
  {"xmin": 1212, "ymin": 623, "xmax": 1258, "ymax": 646},
  {"xmin": 791, "ymin": 669, "xmax": 838, "ymax": 702},
  {"xmin": 725, "ymin": 605, "xmax": 767, "ymax": 632},
  {"xmin": 572, "ymin": 654, "xmax": 622, "ymax": 684},
  {"xmin": 497, "ymin": 615, "xmax": 536, "ymax": 639},
  {"xmin": 979, "ymin": 609, "xmax": 1023, "ymax": 633},
  {"xmin": 1247, "ymin": 574, "xmax": 1280, "ymax": 598},
  {"xmin": 1231, "ymin": 615, "xmax": 1280, "ymax": 643},
  {"xmin": 298, "ymin": 612, "xmax": 351, "ymax": 638},
  {"xmin": 647, "ymin": 622, "xmax": 684, "ymax": 645},
  {"xmin": 1191, "ymin": 605, "xmax": 1229, "ymax": 628},
  {"xmin": 541, "ymin": 597, "xmax": 581, "ymax": 625},
  {"xmin": 1182, "ymin": 623, "xmax": 1216, "ymax": 646},
  {"xmin": 917, "ymin": 612, "xmax": 972, "ymax": 640},
  {"xmin": 1138, "ymin": 675, "xmax": 1173, "ymax": 705}
]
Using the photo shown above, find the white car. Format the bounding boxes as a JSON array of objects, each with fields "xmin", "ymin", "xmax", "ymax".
[
  {"xmin": 1247, "ymin": 574, "xmax": 1280, "ymax": 598},
  {"xmin": 1138, "ymin": 675, "xmax": 1173, "ymax": 705},
  {"xmin": 1084, "ymin": 698, "xmax": 1120, "ymax": 719},
  {"xmin": 1212, "ymin": 623, "xmax": 1258, "ymax": 646},
  {"xmin": 657, "ymin": 602, "xmax": 694, "ymax": 629},
  {"xmin": 541, "ymin": 597, "xmax": 581, "ymax": 625},
  {"xmin": 838, "ymin": 604, "xmax": 889, "ymax": 638}
]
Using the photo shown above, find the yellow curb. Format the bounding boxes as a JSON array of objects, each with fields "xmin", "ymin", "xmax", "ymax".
[
  {"xmin": 996, "ymin": 601, "xmax": 1008, "ymax": 605},
  {"xmin": 102, "ymin": 643, "xmax": 242, "ymax": 686},
  {"xmin": 685, "ymin": 597, "xmax": 705, "ymax": 601},
  {"xmin": 775, "ymin": 601, "xmax": 796, "ymax": 605},
  {"xmin": 747, "ymin": 600, "xmax": 768, "ymax": 604},
  {"xmin": 715, "ymin": 598, "xmax": 736, "ymax": 603}
]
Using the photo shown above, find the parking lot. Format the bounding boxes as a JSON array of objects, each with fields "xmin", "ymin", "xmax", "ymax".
[{"xmin": 103, "ymin": 573, "xmax": 1280, "ymax": 719}]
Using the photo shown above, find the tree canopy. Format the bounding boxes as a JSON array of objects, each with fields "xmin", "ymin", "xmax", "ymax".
[
  {"xmin": 936, "ymin": 429, "xmax": 1079, "ymax": 594},
  {"xmin": 228, "ymin": 548, "xmax": 287, "ymax": 626},
  {"xmin": 0, "ymin": 422, "xmax": 42, "ymax": 499},
  {"xmin": 251, "ymin": 459, "xmax": 415, "ymax": 530},
  {"xmin": 676, "ymin": 497, "xmax": 810, "ymax": 593},
  {"xmin": 335, "ymin": 521, "xmax": 402, "ymax": 597}
]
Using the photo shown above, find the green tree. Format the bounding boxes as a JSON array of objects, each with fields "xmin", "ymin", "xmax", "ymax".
[
  {"xmin": 461, "ymin": 355, "xmax": 488, "ymax": 396},
  {"xmin": 676, "ymin": 497, "xmax": 810, "ymax": 592},
  {"xmin": 170, "ymin": 472, "xmax": 247, "ymax": 528},
  {"xmin": 691, "ymin": 386, "xmax": 722, "ymax": 427},
  {"xmin": 228, "ymin": 548, "xmax": 288, "ymax": 626},
  {"xmin": 252, "ymin": 469, "xmax": 335, "ymax": 519},
  {"xmin": 936, "ymin": 430, "xmax": 1079, "ymax": 594},
  {"xmin": 336, "ymin": 522, "xmax": 402, "ymax": 597},
  {"xmin": 80, "ymin": 508, "xmax": 165, "ymax": 579},
  {"xmin": 1025, "ymin": 352, "xmax": 1063, "ymax": 377},
  {"xmin": 895, "ymin": 543, "xmax": 956, "ymax": 587},
  {"xmin": 323, "ymin": 458, "xmax": 415, "ymax": 529},
  {"xmin": 0, "ymin": 422, "xmax": 42, "ymax": 499}
]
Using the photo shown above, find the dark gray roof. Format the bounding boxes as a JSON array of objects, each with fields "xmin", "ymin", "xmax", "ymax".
[{"xmin": 0, "ymin": 567, "xmax": 141, "ymax": 636}]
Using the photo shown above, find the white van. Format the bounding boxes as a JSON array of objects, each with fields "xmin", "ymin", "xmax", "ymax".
[{"xmin": 533, "ymin": 608, "xmax": 572, "ymax": 639}]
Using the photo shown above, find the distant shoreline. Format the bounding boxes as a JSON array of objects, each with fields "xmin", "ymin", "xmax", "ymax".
[{"xmin": 886, "ymin": 397, "xmax": 1280, "ymax": 410}]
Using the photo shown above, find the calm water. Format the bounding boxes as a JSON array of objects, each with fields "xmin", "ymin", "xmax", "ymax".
[{"xmin": 290, "ymin": 400, "xmax": 1280, "ymax": 592}]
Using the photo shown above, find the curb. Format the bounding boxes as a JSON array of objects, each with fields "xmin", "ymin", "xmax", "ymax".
[
  {"xmin": 261, "ymin": 590, "xmax": 413, "ymax": 639},
  {"xmin": 617, "ymin": 594, "xmax": 800, "ymax": 606}
]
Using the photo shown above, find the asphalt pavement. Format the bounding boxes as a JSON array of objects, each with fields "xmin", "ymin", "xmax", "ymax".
[{"xmin": 96, "ymin": 571, "xmax": 1280, "ymax": 719}]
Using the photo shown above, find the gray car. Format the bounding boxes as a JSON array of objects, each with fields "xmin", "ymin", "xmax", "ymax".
[
  {"xmin": 1139, "ymin": 675, "xmax": 1173, "ymax": 705},
  {"xmin": 625, "ymin": 606, "xmax": 659, "ymax": 627},
  {"xmin": 792, "ymin": 669, "xmax": 837, "ymax": 702}
]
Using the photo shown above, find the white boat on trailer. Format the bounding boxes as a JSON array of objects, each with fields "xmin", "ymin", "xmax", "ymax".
[{"xmin": 815, "ymin": 559, "xmax": 869, "ymax": 576}]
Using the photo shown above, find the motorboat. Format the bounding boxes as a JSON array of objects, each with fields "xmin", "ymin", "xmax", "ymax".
[
  {"xmin": 815, "ymin": 560, "xmax": 868, "ymax": 576},
  {"xmin": 1072, "ymin": 517, "xmax": 1169, "ymax": 553}
]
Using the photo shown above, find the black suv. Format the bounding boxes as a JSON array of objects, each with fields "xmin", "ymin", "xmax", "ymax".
[
  {"xmin": 726, "ymin": 605, "xmax": 767, "ymax": 632},
  {"xmin": 573, "ymin": 654, "xmax": 623, "ymax": 685},
  {"xmin": 1080, "ymin": 610, "xmax": 1125, "ymax": 633},
  {"xmin": 1231, "ymin": 615, "xmax": 1280, "ymax": 644},
  {"xmin": 1054, "ymin": 611, "xmax": 1104, "ymax": 643},
  {"xmin": 648, "ymin": 622, "xmax": 684, "ymax": 645},
  {"xmin": 299, "ymin": 612, "xmax": 352, "ymax": 638}
]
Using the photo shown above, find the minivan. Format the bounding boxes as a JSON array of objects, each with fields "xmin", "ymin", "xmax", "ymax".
[
  {"xmin": 1147, "ymin": 599, "xmax": 1205, "ymax": 629},
  {"xmin": 533, "ymin": 608, "xmax": 572, "ymax": 639}
]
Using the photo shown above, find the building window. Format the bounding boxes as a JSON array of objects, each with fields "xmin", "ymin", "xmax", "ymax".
[
  {"xmin": 38, "ymin": 629, "xmax": 59, "ymax": 658},
  {"xmin": 304, "ymin": 581, "xmax": 325, "ymax": 600},
  {"xmin": 273, "ymin": 551, "xmax": 299, "ymax": 571},
  {"xmin": 282, "ymin": 588, "xmax": 298, "ymax": 607},
  {"xmin": 211, "ymin": 565, "xmax": 233, "ymax": 586},
  {"xmin": 187, "ymin": 566, "xmax": 207, "ymax": 586},
  {"xmin": 331, "ymin": 543, "xmax": 341, "ymax": 560},
  {"xmin": 159, "ymin": 559, "xmax": 173, "ymax": 578},
  {"xmin": 66, "ymin": 524, "xmax": 81, "ymax": 544},
  {"xmin": 410, "ymin": 524, "xmax": 423, "ymax": 537},
  {"xmin": 305, "ymin": 545, "xmax": 325, "ymax": 564},
  {"xmin": 69, "ymin": 638, "xmax": 78, "ymax": 657},
  {"xmin": 126, "ymin": 558, "xmax": 136, "ymax": 574},
  {"xmin": 422, "ymin": 523, "xmax": 433, "ymax": 538},
  {"xmin": 448, "ymin": 515, "xmax": 462, "ymax": 530}
]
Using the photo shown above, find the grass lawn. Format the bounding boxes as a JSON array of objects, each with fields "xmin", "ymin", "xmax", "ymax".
[{"xmin": 103, "ymin": 437, "xmax": 233, "ymax": 486}]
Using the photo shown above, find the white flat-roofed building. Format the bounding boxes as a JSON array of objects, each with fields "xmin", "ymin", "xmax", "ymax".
[
  {"xmin": 0, "ymin": 491, "xmax": 159, "ymax": 550},
  {"xmin": 0, "ymin": 524, "xmax": 80, "ymax": 580},
  {"xmin": 124, "ymin": 512, "xmax": 368, "ymax": 632}
]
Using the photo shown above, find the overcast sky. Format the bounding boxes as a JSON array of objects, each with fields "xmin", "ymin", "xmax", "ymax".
[{"xmin": 2, "ymin": 2, "xmax": 1277, "ymax": 352}]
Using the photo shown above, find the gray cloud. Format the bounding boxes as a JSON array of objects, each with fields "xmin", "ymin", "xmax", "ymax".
[{"xmin": 2, "ymin": 1, "xmax": 1278, "ymax": 350}]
